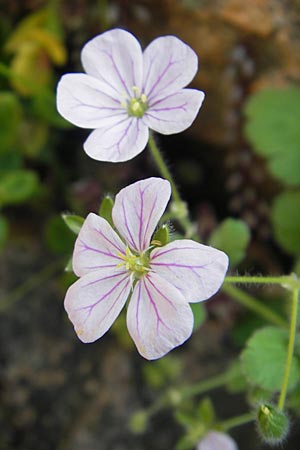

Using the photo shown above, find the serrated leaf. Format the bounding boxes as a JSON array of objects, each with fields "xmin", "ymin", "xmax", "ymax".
[
  {"xmin": 209, "ymin": 218, "xmax": 250, "ymax": 267},
  {"xmin": 244, "ymin": 87, "xmax": 300, "ymax": 186},
  {"xmin": 62, "ymin": 214, "xmax": 84, "ymax": 235},
  {"xmin": 271, "ymin": 191, "xmax": 300, "ymax": 254},
  {"xmin": 241, "ymin": 326, "xmax": 300, "ymax": 392}
]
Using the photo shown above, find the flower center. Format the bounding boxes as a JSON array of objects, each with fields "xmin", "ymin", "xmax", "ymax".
[
  {"xmin": 117, "ymin": 246, "xmax": 150, "ymax": 280},
  {"xmin": 120, "ymin": 86, "xmax": 148, "ymax": 118}
]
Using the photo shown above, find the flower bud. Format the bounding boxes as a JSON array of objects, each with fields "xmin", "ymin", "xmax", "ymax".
[{"xmin": 257, "ymin": 403, "xmax": 289, "ymax": 444}]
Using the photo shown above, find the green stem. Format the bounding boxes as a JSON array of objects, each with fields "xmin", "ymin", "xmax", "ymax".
[
  {"xmin": 277, "ymin": 288, "xmax": 299, "ymax": 411},
  {"xmin": 143, "ymin": 369, "xmax": 234, "ymax": 420},
  {"xmin": 148, "ymin": 133, "xmax": 181, "ymax": 204},
  {"xmin": 181, "ymin": 370, "xmax": 233, "ymax": 399},
  {"xmin": 225, "ymin": 275, "xmax": 298, "ymax": 288},
  {"xmin": 221, "ymin": 412, "xmax": 254, "ymax": 431},
  {"xmin": 222, "ymin": 284, "xmax": 287, "ymax": 328},
  {"xmin": 148, "ymin": 134, "xmax": 192, "ymax": 235}
]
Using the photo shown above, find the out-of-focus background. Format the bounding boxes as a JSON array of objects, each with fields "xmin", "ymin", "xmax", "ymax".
[{"xmin": 1, "ymin": 1, "xmax": 300, "ymax": 449}]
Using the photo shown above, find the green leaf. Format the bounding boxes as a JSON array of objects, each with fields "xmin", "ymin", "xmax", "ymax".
[
  {"xmin": 62, "ymin": 214, "xmax": 84, "ymax": 235},
  {"xmin": 271, "ymin": 191, "xmax": 300, "ymax": 254},
  {"xmin": 190, "ymin": 303, "xmax": 207, "ymax": 331},
  {"xmin": 0, "ymin": 91, "xmax": 22, "ymax": 153},
  {"xmin": 45, "ymin": 216, "xmax": 76, "ymax": 255},
  {"xmin": 209, "ymin": 218, "xmax": 250, "ymax": 267},
  {"xmin": 241, "ymin": 326, "xmax": 300, "ymax": 392},
  {"xmin": 244, "ymin": 87, "xmax": 300, "ymax": 186},
  {"xmin": 0, "ymin": 215, "xmax": 9, "ymax": 250},
  {"xmin": 98, "ymin": 195, "xmax": 114, "ymax": 227},
  {"xmin": 0, "ymin": 170, "xmax": 39, "ymax": 206}
]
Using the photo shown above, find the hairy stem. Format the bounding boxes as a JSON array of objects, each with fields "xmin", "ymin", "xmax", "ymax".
[{"xmin": 277, "ymin": 288, "xmax": 299, "ymax": 411}]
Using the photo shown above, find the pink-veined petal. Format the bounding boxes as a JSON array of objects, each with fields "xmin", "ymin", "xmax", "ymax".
[
  {"xmin": 142, "ymin": 36, "xmax": 198, "ymax": 103},
  {"xmin": 112, "ymin": 178, "xmax": 171, "ymax": 253},
  {"xmin": 64, "ymin": 269, "xmax": 131, "ymax": 343},
  {"xmin": 81, "ymin": 29, "xmax": 143, "ymax": 98},
  {"xmin": 127, "ymin": 272, "xmax": 193, "ymax": 360},
  {"xmin": 197, "ymin": 432, "xmax": 238, "ymax": 450},
  {"xmin": 56, "ymin": 73, "xmax": 125, "ymax": 129},
  {"xmin": 144, "ymin": 89, "xmax": 205, "ymax": 135},
  {"xmin": 150, "ymin": 240, "xmax": 229, "ymax": 303},
  {"xmin": 72, "ymin": 213, "xmax": 126, "ymax": 277},
  {"xmin": 83, "ymin": 117, "xmax": 149, "ymax": 162}
]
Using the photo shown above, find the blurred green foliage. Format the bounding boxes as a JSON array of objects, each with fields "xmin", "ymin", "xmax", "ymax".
[
  {"xmin": 244, "ymin": 87, "xmax": 300, "ymax": 257},
  {"xmin": 209, "ymin": 218, "xmax": 250, "ymax": 267},
  {"xmin": 271, "ymin": 191, "xmax": 300, "ymax": 255},
  {"xmin": 0, "ymin": 3, "xmax": 69, "ymax": 249},
  {"xmin": 244, "ymin": 88, "xmax": 300, "ymax": 187}
]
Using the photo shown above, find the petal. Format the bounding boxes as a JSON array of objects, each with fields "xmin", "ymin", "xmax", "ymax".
[
  {"xmin": 72, "ymin": 213, "xmax": 126, "ymax": 277},
  {"xmin": 64, "ymin": 269, "xmax": 131, "ymax": 343},
  {"xmin": 143, "ymin": 89, "xmax": 205, "ymax": 135},
  {"xmin": 150, "ymin": 240, "xmax": 229, "ymax": 303},
  {"xmin": 81, "ymin": 29, "xmax": 143, "ymax": 98},
  {"xmin": 83, "ymin": 117, "xmax": 149, "ymax": 162},
  {"xmin": 56, "ymin": 73, "xmax": 125, "ymax": 128},
  {"xmin": 197, "ymin": 432, "xmax": 238, "ymax": 450},
  {"xmin": 112, "ymin": 178, "xmax": 171, "ymax": 252},
  {"xmin": 127, "ymin": 272, "xmax": 193, "ymax": 360},
  {"xmin": 142, "ymin": 36, "xmax": 198, "ymax": 103}
]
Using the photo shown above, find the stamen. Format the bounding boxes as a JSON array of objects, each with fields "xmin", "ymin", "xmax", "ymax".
[{"xmin": 116, "ymin": 246, "xmax": 150, "ymax": 280}]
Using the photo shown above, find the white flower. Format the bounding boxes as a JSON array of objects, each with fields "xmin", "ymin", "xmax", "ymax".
[
  {"xmin": 57, "ymin": 29, "xmax": 205, "ymax": 162},
  {"xmin": 197, "ymin": 431, "xmax": 239, "ymax": 450},
  {"xmin": 64, "ymin": 178, "xmax": 228, "ymax": 360}
]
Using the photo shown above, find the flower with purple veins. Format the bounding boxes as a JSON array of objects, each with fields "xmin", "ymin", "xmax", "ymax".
[
  {"xmin": 196, "ymin": 431, "xmax": 239, "ymax": 450},
  {"xmin": 64, "ymin": 178, "xmax": 228, "ymax": 359},
  {"xmin": 56, "ymin": 28, "xmax": 205, "ymax": 162}
]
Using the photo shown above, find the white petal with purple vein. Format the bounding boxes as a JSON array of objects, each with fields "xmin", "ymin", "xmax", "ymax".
[
  {"xmin": 197, "ymin": 431, "xmax": 238, "ymax": 450},
  {"xmin": 81, "ymin": 29, "xmax": 143, "ymax": 98},
  {"xmin": 64, "ymin": 269, "xmax": 131, "ymax": 343},
  {"xmin": 127, "ymin": 272, "xmax": 193, "ymax": 360},
  {"xmin": 72, "ymin": 213, "xmax": 126, "ymax": 277},
  {"xmin": 56, "ymin": 73, "xmax": 125, "ymax": 128},
  {"xmin": 150, "ymin": 240, "xmax": 229, "ymax": 303},
  {"xmin": 112, "ymin": 178, "xmax": 171, "ymax": 252},
  {"xmin": 83, "ymin": 117, "xmax": 149, "ymax": 162},
  {"xmin": 142, "ymin": 36, "xmax": 198, "ymax": 103},
  {"xmin": 144, "ymin": 89, "xmax": 205, "ymax": 134}
]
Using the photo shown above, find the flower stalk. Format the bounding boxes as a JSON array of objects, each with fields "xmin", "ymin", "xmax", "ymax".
[{"xmin": 277, "ymin": 287, "xmax": 299, "ymax": 411}]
